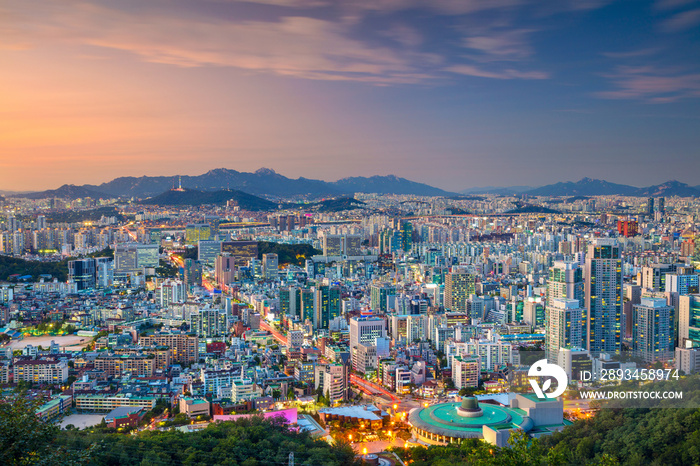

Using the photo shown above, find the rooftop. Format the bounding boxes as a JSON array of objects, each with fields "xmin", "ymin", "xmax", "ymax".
[{"xmin": 409, "ymin": 401, "xmax": 525, "ymax": 438}]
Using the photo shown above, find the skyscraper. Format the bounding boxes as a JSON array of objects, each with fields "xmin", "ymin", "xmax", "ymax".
[
  {"xmin": 584, "ymin": 238, "xmax": 622, "ymax": 355},
  {"xmin": 314, "ymin": 285, "xmax": 341, "ymax": 329},
  {"xmin": 183, "ymin": 258, "xmax": 202, "ymax": 292},
  {"xmin": 401, "ymin": 222, "xmax": 413, "ymax": 252},
  {"xmin": 299, "ymin": 288, "xmax": 315, "ymax": 323},
  {"xmin": 68, "ymin": 258, "xmax": 96, "ymax": 291},
  {"xmin": 445, "ymin": 268, "xmax": 476, "ymax": 312},
  {"xmin": 262, "ymin": 253, "xmax": 278, "ymax": 280},
  {"xmin": 280, "ymin": 286, "xmax": 301, "ymax": 318}
]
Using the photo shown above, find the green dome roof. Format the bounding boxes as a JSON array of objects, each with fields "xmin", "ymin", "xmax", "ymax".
[{"xmin": 461, "ymin": 396, "xmax": 479, "ymax": 411}]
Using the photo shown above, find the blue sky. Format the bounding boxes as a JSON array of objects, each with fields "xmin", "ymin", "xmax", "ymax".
[{"xmin": 1, "ymin": 0, "xmax": 699, "ymax": 191}]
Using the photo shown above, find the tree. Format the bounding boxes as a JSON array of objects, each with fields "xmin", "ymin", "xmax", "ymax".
[{"xmin": 0, "ymin": 391, "xmax": 94, "ymax": 465}]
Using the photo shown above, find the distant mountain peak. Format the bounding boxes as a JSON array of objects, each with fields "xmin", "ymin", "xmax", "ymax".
[
  {"xmin": 255, "ymin": 167, "xmax": 277, "ymax": 176},
  {"xmin": 205, "ymin": 168, "xmax": 236, "ymax": 175},
  {"xmin": 332, "ymin": 174, "xmax": 452, "ymax": 196}
]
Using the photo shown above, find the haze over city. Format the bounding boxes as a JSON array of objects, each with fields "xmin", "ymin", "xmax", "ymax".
[{"xmin": 2, "ymin": 0, "xmax": 700, "ymax": 191}]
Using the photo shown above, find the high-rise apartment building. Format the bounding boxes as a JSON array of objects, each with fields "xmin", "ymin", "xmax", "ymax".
[
  {"xmin": 632, "ymin": 297, "xmax": 674, "ymax": 363},
  {"xmin": 641, "ymin": 264, "xmax": 672, "ymax": 292},
  {"xmin": 679, "ymin": 295, "xmax": 700, "ymax": 348},
  {"xmin": 370, "ymin": 283, "xmax": 396, "ymax": 313},
  {"xmin": 445, "ymin": 268, "xmax": 476, "ymax": 313},
  {"xmin": 584, "ymin": 238, "xmax": 622, "ymax": 355},
  {"xmin": 666, "ymin": 267, "xmax": 699, "ymax": 295},
  {"xmin": 190, "ymin": 309, "xmax": 228, "ymax": 338},
  {"xmin": 547, "ymin": 260, "xmax": 584, "ymax": 345},
  {"xmin": 452, "ymin": 355, "xmax": 481, "ymax": 389},
  {"xmin": 547, "ymin": 261, "xmax": 584, "ymax": 306},
  {"xmin": 215, "ymin": 255, "xmax": 236, "ymax": 286},
  {"xmin": 545, "ymin": 298, "xmax": 583, "ymax": 363},
  {"xmin": 140, "ymin": 333, "xmax": 199, "ymax": 364}
]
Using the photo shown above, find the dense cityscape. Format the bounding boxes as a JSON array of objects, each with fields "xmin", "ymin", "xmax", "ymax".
[{"xmin": 1, "ymin": 176, "xmax": 700, "ymax": 464}]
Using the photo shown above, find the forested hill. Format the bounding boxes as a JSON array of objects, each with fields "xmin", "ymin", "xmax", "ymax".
[{"xmin": 257, "ymin": 241, "xmax": 321, "ymax": 265}]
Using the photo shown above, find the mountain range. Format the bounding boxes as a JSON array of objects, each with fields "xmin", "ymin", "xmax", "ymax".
[
  {"xmin": 522, "ymin": 178, "xmax": 700, "ymax": 197},
  {"xmin": 8, "ymin": 170, "xmax": 700, "ymax": 200},
  {"xmin": 13, "ymin": 168, "xmax": 453, "ymax": 200}
]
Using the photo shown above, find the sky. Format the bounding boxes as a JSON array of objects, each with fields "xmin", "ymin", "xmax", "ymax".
[{"xmin": 1, "ymin": 0, "xmax": 699, "ymax": 192}]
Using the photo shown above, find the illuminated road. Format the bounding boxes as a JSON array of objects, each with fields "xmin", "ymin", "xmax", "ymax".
[
  {"xmin": 259, "ymin": 321, "xmax": 287, "ymax": 346},
  {"xmin": 349, "ymin": 374, "xmax": 399, "ymax": 402},
  {"xmin": 564, "ymin": 399, "xmax": 594, "ymax": 411}
]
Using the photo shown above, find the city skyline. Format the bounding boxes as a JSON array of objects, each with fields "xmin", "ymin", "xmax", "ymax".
[{"xmin": 2, "ymin": 0, "xmax": 700, "ymax": 191}]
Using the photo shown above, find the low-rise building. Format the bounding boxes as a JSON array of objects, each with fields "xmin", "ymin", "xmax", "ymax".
[
  {"xmin": 318, "ymin": 405, "xmax": 389, "ymax": 429},
  {"xmin": 104, "ymin": 406, "xmax": 146, "ymax": 428},
  {"xmin": 179, "ymin": 397, "xmax": 210, "ymax": 418},
  {"xmin": 75, "ymin": 393, "xmax": 158, "ymax": 412}
]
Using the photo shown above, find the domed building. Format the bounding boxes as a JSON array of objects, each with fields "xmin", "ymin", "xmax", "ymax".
[{"xmin": 408, "ymin": 394, "xmax": 570, "ymax": 447}]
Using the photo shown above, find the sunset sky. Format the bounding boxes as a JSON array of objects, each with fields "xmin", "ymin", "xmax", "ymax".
[{"xmin": 1, "ymin": 0, "xmax": 699, "ymax": 192}]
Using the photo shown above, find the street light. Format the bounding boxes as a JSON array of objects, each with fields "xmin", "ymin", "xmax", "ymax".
[{"xmin": 362, "ymin": 448, "xmax": 367, "ymax": 455}]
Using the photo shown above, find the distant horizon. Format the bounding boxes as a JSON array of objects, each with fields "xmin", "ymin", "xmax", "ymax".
[{"xmin": 4, "ymin": 167, "xmax": 698, "ymax": 195}]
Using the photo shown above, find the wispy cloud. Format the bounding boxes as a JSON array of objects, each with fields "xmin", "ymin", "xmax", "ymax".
[
  {"xmin": 382, "ymin": 24, "xmax": 424, "ymax": 48},
  {"xmin": 452, "ymin": 27, "xmax": 548, "ymax": 80},
  {"xmin": 0, "ymin": 0, "xmax": 556, "ymax": 84},
  {"xmin": 340, "ymin": 0, "xmax": 525, "ymax": 15},
  {"xmin": 446, "ymin": 64, "xmax": 548, "ymax": 79},
  {"xmin": 601, "ymin": 47, "xmax": 661, "ymax": 58},
  {"xmin": 596, "ymin": 65, "xmax": 700, "ymax": 102},
  {"xmin": 1, "ymin": 2, "xmax": 442, "ymax": 84},
  {"xmin": 660, "ymin": 8, "xmax": 700, "ymax": 31},
  {"xmin": 462, "ymin": 29, "xmax": 536, "ymax": 61}
]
